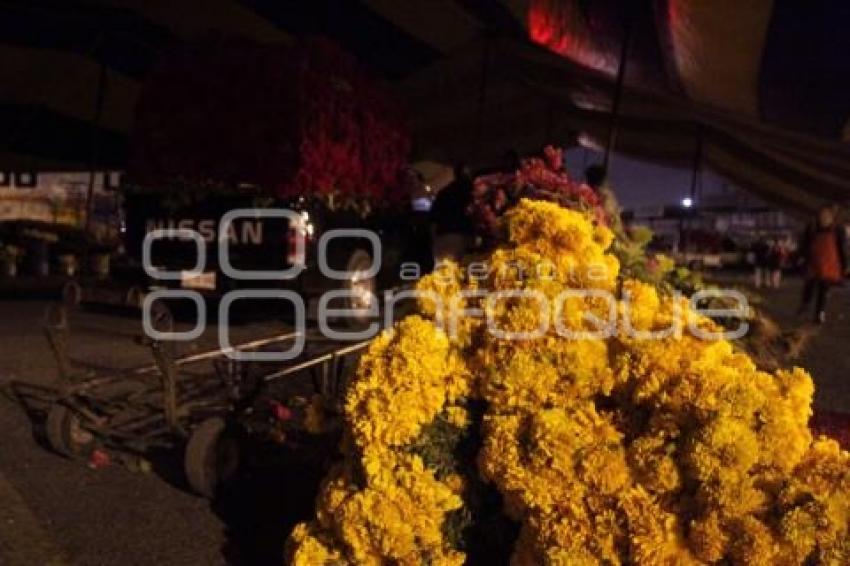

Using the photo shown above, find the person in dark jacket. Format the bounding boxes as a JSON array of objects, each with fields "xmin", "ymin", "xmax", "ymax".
[
  {"xmin": 584, "ymin": 164, "xmax": 607, "ymax": 190},
  {"xmin": 798, "ymin": 205, "xmax": 846, "ymax": 323},
  {"xmin": 430, "ymin": 163, "xmax": 474, "ymax": 262}
]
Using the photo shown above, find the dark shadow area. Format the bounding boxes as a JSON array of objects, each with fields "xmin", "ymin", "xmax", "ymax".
[
  {"xmin": 3, "ymin": 289, "xmax": 359, "ymax": 565},
  {"xmin": 811, "ymin": 411, "xmax": 850, "ymax": 450},
  {"xmin": 7, "ymin": 375, "xmax": 335, "ymax": 564},
  {"xmin": 6, "ymin": 341, "xmax": 338, "ymax": 565},
  {"xmin": 0, "ymin": 278, "xmax": 65, "ymax": 301},
  {"xmin": 2, "ymin": 380, "xmax": 57, "ymax": 449},
  {"xmin": 215, "ymin": 436, "xmax": 337, "ymax": 566}
]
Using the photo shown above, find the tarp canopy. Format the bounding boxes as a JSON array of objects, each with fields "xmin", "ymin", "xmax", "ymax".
[{"xmin": 3, "ymin": 0, "xmax": 850, "ymax": 211}]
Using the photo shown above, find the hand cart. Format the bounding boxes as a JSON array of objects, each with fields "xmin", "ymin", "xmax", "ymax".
[{"xmin": 41, "ymin": 303, "xmax": 371, "ymax": 497}]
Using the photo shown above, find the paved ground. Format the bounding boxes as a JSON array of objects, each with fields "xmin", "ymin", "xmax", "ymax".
[
  {"xmin": 0, "ymin": 295, "xmax": 313, "ymax": 566},
  {"xmin": 732, "ymin": 274, "xmax": 850, "ymax": 412},
  {"xmin": 1, "ymin": 275, "xmax": 849, "ymax": 565}
]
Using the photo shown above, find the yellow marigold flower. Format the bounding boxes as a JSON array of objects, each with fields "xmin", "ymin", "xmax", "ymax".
[
  {"xmin": 620, "ymin": 487, "xmax": 700, "ymax": 565},
  {"xmin": 758, "ymin": 393, "xmax": 812, "ymax": 475},
  {"xmin": 775, "ymin": 367, "xmax": 815, "ymax": 426},
  {"xmin": 728, "ymin": 516, "xmax": 784, "ymax": 566},
  {"xmin": 620, "ymin": 278, "xmax": 660, "ymax": 331},
  {"xmin": 332, "ymin": 453, "xmax": 463, "ymax": 564},
  {"xmin": 779, "ymin": 505, "xmax": 818, "ymax": 562},
  {"xmin": 695, "ymin": 476, "xmax": 768, "ymax": 520},
  {"xmin": 685, "ymin": 417, "xmax": 759, "ymax": 483},
  {"xmin": 415, "ymin": 259, "xmax": 469, "ymax": 330},
  {"xmin": 287, "ymin": 198, "xmax": 850, "ymax": 564},
  {"xmin": 688, "ymin": 512, "xmax": 727, "ymax": 563},
  {"xmin": 315, "ymin": 467, "xmax": 353, "ymax": 530},
  {"xmin": 287, "ymin": 523, "xmax": 344, "ymax": 565},
  {"xmin": 345, "ymin": 316, "xmax": 469, "ymax": 449},
  {"xmin": 505, "ymin": 199, "xmax": 619, "ymax": 290},
  {"xmin": 479, "ymin": 349, "xmax": 561, "ymax": 413},
  {"xmin": 444, "ymin": 405, "xmax": 468, "ymax": 428},
  {"xmin": 512, "ymin": 509, "xmax": 598, "ymax": 565},
  {"xmin": 443, "ymin": 473, "xmax": 465, "ymax": 495},
  {"xmin": 432, "ymin": 550, "xmax": 466, "ymax": 566},
  {"xmin": 577, "ymin": 443, "xmax": 630, "ymax": 496},
  {"xmin": 817, "ymin": 536, "xmax": 850, "ymax": 565},
  {"xmin": 628, "ymin": 434, "xmax": 682, "ymax": 495}
]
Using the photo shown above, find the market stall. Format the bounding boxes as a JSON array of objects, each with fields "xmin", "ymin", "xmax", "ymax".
[
  {"xmin": 4, "ymin": 3, "xmax": 850, "ymax": 565},
  {"xmin": 285, "ymin": 148, "xmax": 850, "ymax": 565}
]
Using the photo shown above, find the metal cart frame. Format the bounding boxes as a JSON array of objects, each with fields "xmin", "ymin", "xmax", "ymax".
[{"xmin": 41, "ymin": 303, "xmax": 370, "ymax": 496}]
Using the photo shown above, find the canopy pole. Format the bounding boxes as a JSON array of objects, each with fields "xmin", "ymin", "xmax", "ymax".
[
  {"xmin": 689, "ymin": 127, "xmax": 704, "ymax": 202},
  {"xmin": 682, "ymin": 127, "xmax": 703, "ymax": 255},
  {"xmin": 602, "ymin": 14, "xmax": 635, "ymax": 175}
]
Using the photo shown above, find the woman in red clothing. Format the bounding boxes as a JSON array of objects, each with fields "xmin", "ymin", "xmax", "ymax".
[{"xmin": 798, "ymin": 205, "xmax": 847, "ymax": 323}]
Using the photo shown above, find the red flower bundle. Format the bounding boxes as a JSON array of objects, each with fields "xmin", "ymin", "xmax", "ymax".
[
  {"xmin": 129, "ymin": 37, "xmax": 410, "ymax": 201},
  {"xmin": 468, "ymin": 146, "xmax": 606, "ymax": 240}
]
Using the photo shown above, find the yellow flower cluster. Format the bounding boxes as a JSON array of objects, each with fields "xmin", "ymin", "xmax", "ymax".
[
  {"xmin": 286, "ymin": 316, "xmax": 470, "ymax": 565},
  {"xmin": 288, "ymin": 199, "xmax": 850, "ymax": 564}
]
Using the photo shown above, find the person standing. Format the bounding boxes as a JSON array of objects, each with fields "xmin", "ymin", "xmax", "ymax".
[
  {"xmin": 769, "ymin": 236, "xmax": 790, "ymax": 288},
  {"xmin": 430, "ymin": 163, "xmax": 474, "ymax": 262},
  {"xmin": 751, "ymin": 237, "xmax": 770, "ymax": 289},
  {"xmin": 798, "ymin": 205, "xmax": 846, "ymax": 323}
]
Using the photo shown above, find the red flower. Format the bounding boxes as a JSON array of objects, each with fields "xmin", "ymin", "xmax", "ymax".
[
  {"xmin": 88, "ymin": 449, "xmax": 111, "ymax": 470},
  {"xmin": 543, "ymin": 145, "xmax": 563, "ymax": 171},
  {"xmin": 468, "ymin": 146, "xmax": 608, "ymax": 239},
  {"xmin": 270, "ymin": 400, "xmax": 294, "ymax": 422},
  {"xmin": 129, "ymin": 38, "xmax": 410, "ymax": 201}
]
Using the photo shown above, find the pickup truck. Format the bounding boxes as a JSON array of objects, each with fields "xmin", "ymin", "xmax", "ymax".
[{"xmin": 120, "ymin": 186, "xmax": 430, "ymax": 328}]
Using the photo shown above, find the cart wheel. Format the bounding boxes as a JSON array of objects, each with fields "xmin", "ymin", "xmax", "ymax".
[
  {"xmin": 61, "ymin": 280, "xmax": 83, "ymax": 307},
  {"xmin": 46, "ymin": 403, "xmax": 95, "ymax": 458},
  {"xmin": 184, "ymin": 418, "xmax": 241, "ymax": 498}
]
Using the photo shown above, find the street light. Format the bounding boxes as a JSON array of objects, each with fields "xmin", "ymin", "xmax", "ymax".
[{"xmin": 681, "ymin": 197, "xmax": 693, "ymax": 208}]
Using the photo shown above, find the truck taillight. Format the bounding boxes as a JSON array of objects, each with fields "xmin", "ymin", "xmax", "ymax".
[
  {"xmin": 286, "ymin": 212, "xmax": 312, "ymax": 267},
  {"xmin": 286, "ymin": 227, "xmax": 306, "ymax": 267}
]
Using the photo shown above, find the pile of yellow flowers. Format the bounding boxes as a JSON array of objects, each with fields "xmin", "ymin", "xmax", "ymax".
[{"xmin": 287, "ymin": 199, "xmax": 850, "ymax": 565}]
